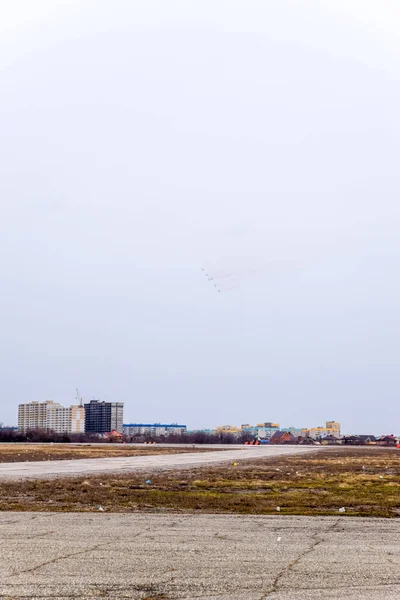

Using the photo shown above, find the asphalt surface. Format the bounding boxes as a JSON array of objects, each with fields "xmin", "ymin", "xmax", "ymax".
[
  {"xmin": 0, "ymin": 512, "xmax": 399, "ymax": 599},
  {"xmin": 0, "ymin": 445, "xmax": 316, "ymax": 479}
]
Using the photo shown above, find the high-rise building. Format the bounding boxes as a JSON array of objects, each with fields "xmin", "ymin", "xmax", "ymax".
[
  {"xmin": 18, "ymin": 401, "xmax": 54, "ymax": 432},
  {"xmin": 18, "ymin": 401, "xmax": 85, "ymax": 434},
  {"xmin": 46, "ymin": 404, "xmax": 85, "ymax": 434},
  {"xmin": 84, "ymin": 400, "xmax": 124, "ymax": 434}
]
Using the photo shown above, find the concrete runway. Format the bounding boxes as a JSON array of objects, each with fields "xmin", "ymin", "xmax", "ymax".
[
  {"xmin": 0, "ymin": 445, "xmax": 316, "ymax": 479},
  {"xmin": 1, "ymin": 512, "xmax": 399, "ymax": 599}
]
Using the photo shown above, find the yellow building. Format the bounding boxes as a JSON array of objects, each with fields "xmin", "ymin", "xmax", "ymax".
[
  {"xmin": 215, "ymin": 425, "xmax": 241, "ymax": 434},
  {"xmin": 326, "ymin": 421, "xmax": 341, "ymax": 436},
  {"xmin": 303, "ymin": 421, "xmax": 341, "ymax": 439}
]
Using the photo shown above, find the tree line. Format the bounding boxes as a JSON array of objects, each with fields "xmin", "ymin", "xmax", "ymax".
[{"xmin": 0, "ymin": 428, "xmax": 254, "ymax": 444}]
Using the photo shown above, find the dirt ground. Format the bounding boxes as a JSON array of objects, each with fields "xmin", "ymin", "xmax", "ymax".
[
  {"xmin": 1, "ymin": 447, "xmax": 399, "ymax": 517},
  {"xmin": 0, "ymin": 443, "xmax": 216, "ymax": 463}
]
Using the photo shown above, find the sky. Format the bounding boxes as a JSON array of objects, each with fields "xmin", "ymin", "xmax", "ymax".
[{"xmin": 1, "ymin": 1, "xmax": 400, "ymax": 434}]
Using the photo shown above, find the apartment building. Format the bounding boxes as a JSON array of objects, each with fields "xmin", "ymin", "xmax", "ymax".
[
  {"xmin": 18, "ymin": 401, "xmax": 85, "ymax": 434},
  {"xmin": 18, "ymin": 401, "xmax": 51, "ymax": 431},
  {"xmin": 84, "ymin": 400, "xmax": 124, "ymax": 434},
  {"xmin": 259, "ymin": 422, "xmax": 280, "ymax": 439},
  {"xmin": 302, "ymin": 421, "xmax": 341, "ymax": 439},
  {"xmin": 123, "ymin": 423, "xmax": 187, "ymax": 437},
  {"xmin": 241, "ymin": 422, "xmax": 280, "ymax": 439},
  {"xmin": 281, "ymin": 426, "xmax": 303, "ymax": 438},
  {"xmin": 215, "ymin": 425, "xmax": 241, "ymax": 435},
  {"xmin": 326, "ymin": 421, "xmax": 341, "ymax": 437},
  {"xmin": 46, "ymin": 404, "xmax": 85, "ymax": 434}
]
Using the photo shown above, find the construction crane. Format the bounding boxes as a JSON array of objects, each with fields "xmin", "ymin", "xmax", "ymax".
[{"xmin": 76, "ymin": 388, "xmax": 83, "ymax": 407}]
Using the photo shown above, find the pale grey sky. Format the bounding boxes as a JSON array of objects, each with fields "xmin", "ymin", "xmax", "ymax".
[{"xmin": 1, "ymin": 1, "xmax": 400, "ymax": 434}]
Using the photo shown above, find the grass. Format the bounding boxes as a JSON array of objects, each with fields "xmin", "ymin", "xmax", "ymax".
[
  {"xmin": 0, "ymin": 448, "xmax": 399, "ymax": 517},
  {"xmin": 0, "ymin": 443, "xmax": 217, "ymax": 463}
]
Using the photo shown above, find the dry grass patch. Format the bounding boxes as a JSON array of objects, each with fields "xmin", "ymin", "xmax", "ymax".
[
  {"xmin": 0, "ymin": 447, "xmax": 399, "ymax": 517},
  {"xmin": 0, "ymin": 443, "xmax": 217, "ymax": 463}
]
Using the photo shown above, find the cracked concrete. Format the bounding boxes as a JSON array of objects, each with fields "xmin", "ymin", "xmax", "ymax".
[
  {"xmin": 7, "ymin": 525, "xmax": 152, "ymax": 579},
  {"xmin": 1, "ymin": 513, "xmax": 400, "ymax": 599},
  {"xmin": 8, "ymin": 540, "xmax": 116, "ymax": 577},
  {"xmin": 260, "ymin": 519, "xmax": 341, "ymax": 598}
]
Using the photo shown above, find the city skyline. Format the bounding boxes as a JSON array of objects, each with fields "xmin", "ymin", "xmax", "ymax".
[
  {"xmin": 6, "ymin": 401, "xmax": 397, "ymax": 436},
  {"xmin": 4, "ymin": 398, "xmax": 342, "ymax": 431}
]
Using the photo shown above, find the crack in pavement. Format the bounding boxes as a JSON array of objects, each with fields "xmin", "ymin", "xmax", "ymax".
[
  {"xmin": 0, "ymin": 519, "xmax": 25, "ymax": 525},
  {"xmin": 23, "ymin": 530, "xmax": 57, "ymax": 540},
  {"xmin": 7, "ymin": 540, "xmax": 115, "ymax": 578},
  {"xmin": 385, "ymin": 552, "xmax": 397, "ymax": 568},
  {"xmin": 259, "ymin": 519, "xmax": 341, "ymax": 599},
  {"xmin": 0, "ymin": 531, "xmax": 57, "ymax": 542},
  {"xmin": 7, "ymin": 526, "xmax": 151, "ymax": 578},
  {"xmin": 269, "ymin": 581, "xmax": 400, "ymax": 591}
]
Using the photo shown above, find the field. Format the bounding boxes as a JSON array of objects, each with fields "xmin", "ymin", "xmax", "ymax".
[
  {"xmin": 0, "ymin": 443, "xmax": 216, "ymax": 463},
  {"xmin": 1, "ymin": 447, "xmax": 399, "ymax": 517}
]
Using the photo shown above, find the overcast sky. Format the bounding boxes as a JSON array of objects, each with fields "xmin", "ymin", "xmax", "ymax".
[{"xmin": 1, "ymin": 1, "xmax": 400, "ymax": 433}]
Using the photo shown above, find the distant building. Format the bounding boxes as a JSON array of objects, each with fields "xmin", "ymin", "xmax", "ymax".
[
  {"xmin": 281, "ymin": 427, "xmax": 303, "ymax": 438},
  {"xmin": 342, "ymin": 435, "xmax": 376, "ymax": 445},
  {"xmin": 241, "ymin": 424, "xmax": 257, "ymax": 436},
  {"xmin": 376, "ymin": 435, "xmax": 398, "ymax": 446},
  {"xmin": 18, "ymin": 401, "xmax": 85, "ymax": 434},
  {"xmin": 123, "ymin": 423, "xmax": 187, "ymax": 437},
  {"xmin": 270, "ymin": 431, "xmax": 296, "ymax": 444},
  {"xmin": 326, "ymin": 421, "xmax": 341, "ymax": 436},
  {"xmin": 213, "ymin": 420, "xmax": 342, "ymax": 441},
  {"xmin": 46, "ymin": 404, "xmax": 85, "ymax": 434},
  {"xmin": 215, "ymin": 425, "xmax": 241, "ymax": 435},
  {"xmin": 186, "ymin": 429, "xmax": 214, "ymax": 435},
  {"xmin": 321, "ymin": 434, "xmax": 341, "ymax": 445},
  {"xmin": 18, "ymin": 401, "xmax": 50, "ymax": 432},
  {"xmin": 303, "ymin": 421, "xmax": 341, "ymax": 440},
  {"xmin": 106, "ymin": 430, "xmax": 124, "ymax": 442},
  {"xmin": 84, "ymin": 400, "xmax": 124, "ymax": 434},
  {"xmin": 261, "ymin": 423, "xmax": 280, "ymax": 439},
  {"xmin": 241, "ymin": 422, "xmax": 280, "ymax": 439}
]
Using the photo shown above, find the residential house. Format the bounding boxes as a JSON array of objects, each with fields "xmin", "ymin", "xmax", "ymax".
[
  {"xmin": 342, "ymin": 435, "xmax": 376, "ymax": 445},
  {"xmin": 376, "ymin": 435, "xmax": 398, "ymax": 447},
  {"xmin": 105, "ymin": 430, "xmax": 124, "ymax": 442},
  {"xmin": 321, "ymin": 434, "xmax": 341, "ymax": 445},
  {"xmin": 270, "ymin": 431, "xmax": 296, "ymax": 444}
]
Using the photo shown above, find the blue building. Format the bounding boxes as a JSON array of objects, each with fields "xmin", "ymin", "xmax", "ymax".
[{"xmin": 123, "ymin": 423, "xmax": 186, "ymax": 437}]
